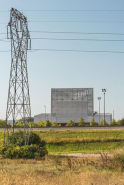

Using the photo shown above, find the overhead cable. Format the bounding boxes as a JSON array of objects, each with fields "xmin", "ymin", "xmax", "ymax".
[{"xmin": 29, "ymin": 48, "xmax": 124, "ymax": 54}]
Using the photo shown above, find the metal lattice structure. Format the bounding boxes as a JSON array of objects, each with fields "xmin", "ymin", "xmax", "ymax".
[
  {"xmin": 4, "ymin": 8, "xmax": 31, "ymax": 146},
  {"xmin": 51, "ymin": 88, "xmax": 93, "ymax": 123}
]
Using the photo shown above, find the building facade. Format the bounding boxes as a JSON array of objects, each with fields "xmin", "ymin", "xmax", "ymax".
[
  {"xmin": 34, "ymin": 88, "xmax": 113, "ymax": 124},
  {"xmin": 94, "ymin": 113, "xmax": 112, "ymax": 124},
  {"xmin": 51, "ymin": 88, "xmax": 93, "ymax": 123}
]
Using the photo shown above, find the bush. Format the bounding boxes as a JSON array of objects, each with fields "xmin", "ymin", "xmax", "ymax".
[
  {"xmin": 0, "ymin": 120, "xmax": 11, "ymax": 127},
  {"xmin": 100, "ymin": 119, "xmax": 108, "ymax": 126},
  {"xmin": 45, "ymin": 120, "xmax": 52, "ymax": 127},
  {"xmin": 110, "ymin": 150, "xmax": 124, "ymax": 171},
  {"xmin": 110, "ymin": 119, "xmax": 117, "ymax": 126},
  {"xmin": 90, "ymin": 118, "xmax": 98, "ymax": 126},
  {"xmin": 66, "ymin": 120, "xmax": 75, "ymax": 126},
  {"xmin": 0, "ymin": 144, "xmax": 48, "ymax": 159},
  {"xmin": 51, "ymin": 122, "xmax": 57, "ymax": 127},
  {"xmin": 37, "ymin": 120, "xmax": 45, "ymax": 127},
  {"xmin": 0, "ymin": 131, "xmax": 48, "ymax": 159},
  {"xmin": 116, "ymin": 119, "xmax": 122, "ymax": 126},
  {"xmin": 77, "ymin": 118, "xmax": 85, "ymax": 126}
]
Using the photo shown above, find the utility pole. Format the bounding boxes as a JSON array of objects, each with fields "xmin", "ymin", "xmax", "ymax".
[
  {"xmin": 4, "ymin": 8, "xmax": 31, "ymax": 147},
  {"xmin": 97, "ymin": 97, "xmax": 101, "ymax": 124},
  {"xmin": 102, "ymin": 89, "xmax": 106, "ymax": 126},
  {"xmin": 113, "ymin": 110, "xmax": 114, "ymax": 124},
  {"xmin": 44, "ymin": 105, "xmax": 46, "ymax": 126}
]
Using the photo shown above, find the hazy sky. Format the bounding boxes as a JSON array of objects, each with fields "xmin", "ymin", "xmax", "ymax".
[{"xmin": 0, "ymin": 0, "xmax": 124, "ymax": 120}]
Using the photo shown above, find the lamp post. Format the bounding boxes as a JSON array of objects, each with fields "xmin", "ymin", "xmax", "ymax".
[
  {"xmin": 44, "ymin": 105, "xmax": 46, "ymax": 126},
  {"xmin": 102, "ymin": 89, "xmax": 106, "ymax": 126},
  {"xmin": 97, "ymin": 97, "xmax": 101, "ymax": 124}
]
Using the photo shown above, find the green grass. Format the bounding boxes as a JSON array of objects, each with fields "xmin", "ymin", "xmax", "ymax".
[
  {"xmin": 46, "ymin": 141, "xmax": 124, "ymax": 154},
  {"xmin": 1, "ymin": 130, "xmax": 124, "ymax": 153},
  {"xmin": 37, "ymin": 130, "xmax": 124, "ymax": 140}
]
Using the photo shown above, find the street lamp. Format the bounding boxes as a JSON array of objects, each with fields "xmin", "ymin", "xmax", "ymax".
[
  {"xmin": 44, "ymin": 105, "xmax": 46, "ymax": 126},
  {"xmin": 102, "ymin": 89, "xmax": 107, "ymax": 126},
  {"xmin": 97, "ymin": 97, "xmax": 101, "ymax": 124}
]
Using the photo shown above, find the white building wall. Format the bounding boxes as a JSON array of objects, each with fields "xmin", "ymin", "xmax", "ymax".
[
  {"xmin": 34, "ymin": 114, "xmax": 56, "ymax": 123},
  {"xmin": 94, "ymin": 113, "xmax": 112, "ymax": 124}
]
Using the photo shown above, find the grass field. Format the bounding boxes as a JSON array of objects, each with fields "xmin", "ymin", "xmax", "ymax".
[
  {"xmin": 0, "ymin": 152, "xmax": 124, "ymax": 185},
  {"xmin": 1, "ymin": 130, "xmax": 124, "ymax": 184},
  {"xmin": 1, "ymin": 129, "xmax": 124, "ymax": 153}
]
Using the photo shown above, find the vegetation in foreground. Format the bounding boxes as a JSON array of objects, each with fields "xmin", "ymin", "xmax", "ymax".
[
  {"xmin": 0, "ymin": 131, "xmax": 48, "ymax": 159},
  {"xmin": 1, "ymin": 130, "xmax": 124, "ymax": 154},
  {"xmin": 1, "ymin": 147, "xmax": 124, "ymax": 184}
]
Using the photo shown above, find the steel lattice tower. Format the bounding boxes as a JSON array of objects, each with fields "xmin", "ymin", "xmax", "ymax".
[{"xmin": 4, "ymin": 8, "xmax": 31, "ymax": 146}]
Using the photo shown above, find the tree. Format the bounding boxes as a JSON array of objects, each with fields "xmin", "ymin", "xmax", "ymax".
[
  {"xmin": 29, "ymin": 122, "xmax": 38, "ymax": 127},
  {"xmin": 77, "ymin": 117, "xmax": 85, "ymax": 126},
  {"xmin": 45, "ymin": 120, "xmax": 51, "ymax": 127},
  {"xmin": 51, "ymin": 121, "xmax": 57, "ymax": 127},
  {"xmin": 90, "ymin": 117, "xmax": 98, "ymax": 126},
  {"xmin": 0, "ymin": 120, "xmax": 6, "ymax": 127},
  {"xmin": 110, "ymin": 119, "xmax": 117, "ymax": 126},
  {"xmin": 66, "ymin": 120, "xmax": 75, "ymax": 126},
  {"xmin": 100, "ymin": 119, "xmax": 108, "ymax": 126},
  {"xmin": 121, "ymin": 118, "xmax": 124, "ymax": 126},
  {"xmin": 116, "ymin": 119, "xmax": 122, "ymax": 126},
  {"xmin": 19, "ymin": 117, "xmax": 34, "ymax": 123},
  {"xmin": 37, "ymin": 120, "xmax": 45, "ymax": 127}
]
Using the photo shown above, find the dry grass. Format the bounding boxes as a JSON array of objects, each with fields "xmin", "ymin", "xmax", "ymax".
[
  {"xmin": 1, "ymin": 168, "xmax": 124, "ymax": 185},
  {"xmin": 0, "ymin": 154, "xmax": 124, "ymax": 185}
]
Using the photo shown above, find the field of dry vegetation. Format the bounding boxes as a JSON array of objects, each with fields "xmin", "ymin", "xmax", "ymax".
[
  {"xmin": 1, "ymin": 149, "xmax": 124, "ymax": 185},
  {"xmin": 1, "ymin": 130, "xmax": 124, "ymax": 184}
]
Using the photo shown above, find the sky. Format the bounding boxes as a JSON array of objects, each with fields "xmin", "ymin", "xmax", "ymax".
[{"xmin": 0, "ymin": 0, "xmax": 124, "ymax": 120}]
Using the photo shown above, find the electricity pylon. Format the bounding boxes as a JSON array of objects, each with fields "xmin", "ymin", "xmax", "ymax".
[{"xmin": 4, "ymin": 8, "xmax": 32, "ymax": 147}]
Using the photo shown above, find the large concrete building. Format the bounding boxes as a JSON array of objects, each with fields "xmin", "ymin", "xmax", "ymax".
[
  {"xmin": 34, "ymin": 88, "xmax": 112, "ymax": 124},
  {"xmin": 51, "ymin": 88, "xmax": 93, "ymax": 123},
  {"xmin": 34, "ymin": 88, "xmax": 94, "ymax": 124}
]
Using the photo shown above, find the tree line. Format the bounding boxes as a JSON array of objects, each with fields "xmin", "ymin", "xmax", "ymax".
[{"xmin": 0, "ymin": 117, "xmax": 124, "ymax": 127}]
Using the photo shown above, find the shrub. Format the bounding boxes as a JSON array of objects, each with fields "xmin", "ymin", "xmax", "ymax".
[
  {"xmin": 116, "ymin": 119, "xmax": 122, "ymax": 126},
  {"xmin": 51, "ymin": 122, "xmax": 57, "ymax": 127},
  {"xmin": 66, "ymin": 120, "xmax": 75, "ymax": 126},
  {"xmin": 110, "ymin": 119, "xmax": 117, "ymax": 126},
  {"xmin": 0, "ymin": 144, "xmax": 48, "ymax": 159},
  {"xmin": 37, "ymin": 120, "xmax": 45, "ymax": 127},
  {"xmin": 77, "ymin": 118, "xmax": 85, "ymax": 126},
  {"xmin": 0, "ymin": 131, "xmax": 48, "ymax": 159},
  {"xmin": 90, "ymin": 118, "xmax": 98, "ymax": 126},
  {"xmin": 45, "ymin": 120, "xmax": 51, "ymax": 127},
  {"xmin": 0, "ymin": 120, "xmax": 11, "ymax": 127},
  {"xmin": 110, "ymin": 150, "xmax": 124, "ymax": 171},
  {"xmin": 100, "ymin": 119, "xmax": 108, "ymax": 126}
]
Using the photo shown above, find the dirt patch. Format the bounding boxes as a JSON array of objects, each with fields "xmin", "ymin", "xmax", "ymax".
[{"xmin": 50, "ymin": 152, "xmax": 113, "ymax": 158}]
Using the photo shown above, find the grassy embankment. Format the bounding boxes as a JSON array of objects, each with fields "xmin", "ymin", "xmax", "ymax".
[{"xmin": 1, "ymin": 129, "xmax": 124, "ymax": 153}]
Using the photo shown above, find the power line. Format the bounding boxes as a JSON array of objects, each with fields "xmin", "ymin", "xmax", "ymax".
[
  {"xmin": 30, "ymin": 31, "xmax": 124, "ymax": 36},
  {"xmin": 0, "ymin": 50, "xmax": 10, "ymax": 52},
  {"xmin": 28, "ymin": 20, "xmax": 124, "ymax": 24},
  {"xmin": 2, "ymin": 37, "xmax": 124, "ymax": 42},
  {"xmin": 2, "ymin": 9, "xmax": 124, "ymax": 12},
  {"xmin": 0, "ymin": 49, "xmax": 123, "ymax": 54},
  {"xmin": 1, "ymin": 20, "xmax": 124, "ymax": 25},
  {"xmin": 3, "ymin": 31, "xmax": 124, "ymax": 36},
  {"xmin": 29, "ymin": 48, "xmax": 124, "ymax": 53},
  {"xmin": 19, "ymin": 9, "xmax": 124, "ymax": 12},
  {"xmin": 31, "ymin": 37, "xmax": 124, "ymax": 42}
]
